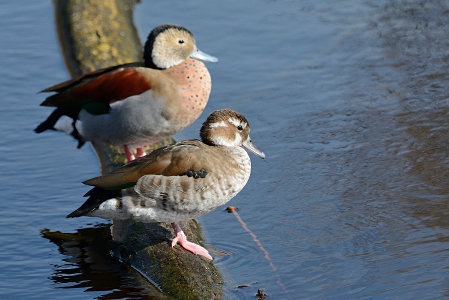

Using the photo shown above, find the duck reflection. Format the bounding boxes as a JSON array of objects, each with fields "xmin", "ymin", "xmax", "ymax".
[{"xmin": 41, "ymin": 225, "xmax": 166, "ymax": 299}]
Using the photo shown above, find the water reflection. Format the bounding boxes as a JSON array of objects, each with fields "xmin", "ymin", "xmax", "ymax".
[{"xmin": 41, "ymin": 225, "xmax": 165, "ymax": 299}]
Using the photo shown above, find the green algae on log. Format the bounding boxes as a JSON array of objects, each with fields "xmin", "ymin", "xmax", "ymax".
[{"xmin": 51, "ymin": 0, "xmax": 224, "ymax": 298}]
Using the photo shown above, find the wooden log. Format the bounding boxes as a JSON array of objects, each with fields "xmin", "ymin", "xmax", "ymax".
[{"xmin": 52, "ymin": 0, "xmax": 224, "ymax": 298}]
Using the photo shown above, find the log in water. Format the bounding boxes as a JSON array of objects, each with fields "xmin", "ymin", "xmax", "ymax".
[{"xmin": 51, "ymin": 0, "xmax": 224, "ymax": 298}]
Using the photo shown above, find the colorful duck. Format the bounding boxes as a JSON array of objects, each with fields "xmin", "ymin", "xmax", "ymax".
[{"xmin": 35, "ymin": 24, "xmax": 217, "ymax": 161}]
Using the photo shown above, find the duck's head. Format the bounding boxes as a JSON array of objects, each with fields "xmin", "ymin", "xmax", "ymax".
[
  {"xmin": 200, "ymin": 109, "xmax": 265, "ymax": 159},
  {"xmin": 144, "ymin": 24, "xmax": 218, "ymax": 69}
]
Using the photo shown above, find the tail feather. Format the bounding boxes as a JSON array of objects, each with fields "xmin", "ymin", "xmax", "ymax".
[
  {"xmin": 67, "ymin": 187, "xmax": 121, "ymax": 218},
  {"xmin": 35, "ymin": 107, "xmax": 85, "ymax": 148},
  {"xmin": 34, "ymin": 108, "xmax": 65, "ymax": 133}
]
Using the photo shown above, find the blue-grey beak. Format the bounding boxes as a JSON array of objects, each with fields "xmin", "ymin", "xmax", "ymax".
[
  {"xmin": 190, "ymin": 47, "xmax": 218, "ymax": 62},
  {"xmin": 242, "ymin": 136, "xmax": 265, "ymax": 159}
]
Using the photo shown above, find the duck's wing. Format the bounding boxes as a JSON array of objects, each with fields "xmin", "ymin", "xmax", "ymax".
[
  {"xmin": 83, "ymin": 140, "xmax": 211, "ymax": 190},
  {"xmin": 40, "ymin": 62, "xmax": 153, "ymax": 114}
]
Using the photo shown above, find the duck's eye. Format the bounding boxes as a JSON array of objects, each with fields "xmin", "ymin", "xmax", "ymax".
[
  {"xmin": 178, "ymin": 39, "xmax": 185, "ymax": 44},
  {"xmin": 237, "ymin": 125, "xmax": 243, "ymax": 131}
]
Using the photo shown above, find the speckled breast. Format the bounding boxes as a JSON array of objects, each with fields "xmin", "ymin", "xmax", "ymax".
[{"xmin": 164, "ymin": 59, "xmax": 212, "ymax": 127}]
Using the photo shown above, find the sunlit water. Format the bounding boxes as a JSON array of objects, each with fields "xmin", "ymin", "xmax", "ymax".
[{"xmin": 2, "ymin": 0, "xmax": 449, "ymax": 298}]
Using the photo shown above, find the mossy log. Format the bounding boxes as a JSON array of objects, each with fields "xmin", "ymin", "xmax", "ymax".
[{"xmin": 52, "ymin": 0, "xmax": 223, "ymax": 298}]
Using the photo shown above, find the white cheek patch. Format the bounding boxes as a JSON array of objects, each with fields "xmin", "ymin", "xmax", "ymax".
[
  {"xmin": 228, "ymin": 117, "xmax": 247, "ymax": 129},
  {"xmin": 210, "ymin": 135, "xmax": 232, "ymax": 146},
  {"xmin": 234, "ymin": 132, "xmax": 242, "ymax": 144},
  {"xmin": 210, "ymin": 132, "xmax": 242, "ymax": 146},
  {"xmin": 209, "ymin": 121, "xmax": 227, "ymax": 128}
]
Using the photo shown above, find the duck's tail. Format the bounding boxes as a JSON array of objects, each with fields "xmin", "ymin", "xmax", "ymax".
[
  {"xmin": 67, "ymin": 187, "xmax": 122, "ymax": 218},
  {"xmin": 34, "ymin": 107, "xmax": 85, "ymax": 148}
]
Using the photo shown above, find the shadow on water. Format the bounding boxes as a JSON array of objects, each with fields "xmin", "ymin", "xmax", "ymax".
[{"xmin": 41, "ymin": 225, "xmax": 166, "ymax": 299}]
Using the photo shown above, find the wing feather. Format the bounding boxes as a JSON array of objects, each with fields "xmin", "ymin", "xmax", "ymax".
[
  {"xmin": 83, "ymin": 140, "xmax": 208, "ymax": 190},
  {"xmin": 40, "ymin": 63, "xmax": 152, "ymax": 108}
]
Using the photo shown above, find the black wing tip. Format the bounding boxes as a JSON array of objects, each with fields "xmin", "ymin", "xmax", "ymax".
[{"xmin": 66, "ymin": 210, "xmax": 82, "ymax": 218}]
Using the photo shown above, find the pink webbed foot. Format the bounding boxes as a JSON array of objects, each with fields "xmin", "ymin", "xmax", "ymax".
[
  {"xmin": 136, "ymin": 147, "xmax": 146, "ymax": 158},
  {"xmin": 171, "ymin": 223, "xmax": 212, "ymax": 260},
  {"xmin": 123, "ymin": 145, "xmax": 135, "ymax": 162}
]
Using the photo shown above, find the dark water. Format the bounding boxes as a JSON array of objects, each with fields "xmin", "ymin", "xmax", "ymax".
[{"xmin": 2, "ymin": 0, "xmax": 449, "ymax": 298}]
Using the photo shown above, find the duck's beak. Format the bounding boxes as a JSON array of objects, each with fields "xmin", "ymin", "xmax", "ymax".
[
  {"xmin": 190, "ymin": 47, "xmax": 218, "ymax": 62},
  {"xmin": 242, "ymin": 136, "xmax": 265, "ymax": 159}
]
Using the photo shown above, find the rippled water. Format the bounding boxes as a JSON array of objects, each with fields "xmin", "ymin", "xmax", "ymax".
[{"xmin": 2, "ymin": 0, "xmax": 449, "ymax": 298}]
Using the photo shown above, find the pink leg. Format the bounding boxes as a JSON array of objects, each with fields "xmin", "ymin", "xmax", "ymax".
[
  {"xmin": 171, "ymin": 223, "xmax": 212, "ymax": 260},
  {"xmin": 136, "ymin": 147, "xmax": 146, "ymax": 158},
  {"xmin": 123, "ymin": 145, "xmax": 135, "ymax": 162}
]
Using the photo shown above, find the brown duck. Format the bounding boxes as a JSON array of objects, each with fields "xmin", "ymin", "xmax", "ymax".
[{"xmin": 67, "ymin": 109, "xmax": 265, "ymax": 259}]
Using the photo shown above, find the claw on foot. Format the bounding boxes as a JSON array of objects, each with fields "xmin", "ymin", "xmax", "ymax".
[{"xmin": 171, "ymin": 223, "xmax": 212, "ymax": 260}]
